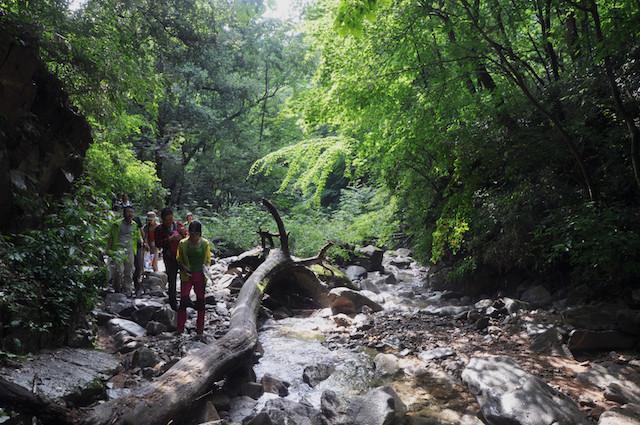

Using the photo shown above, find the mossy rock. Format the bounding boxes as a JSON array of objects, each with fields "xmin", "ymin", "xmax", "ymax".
[{"xmin": 309, "ymin": 264, "xmax": 356, "ymax": 290}]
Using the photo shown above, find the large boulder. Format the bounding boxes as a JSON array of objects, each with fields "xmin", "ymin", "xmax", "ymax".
[
  {"xmin": 131, "ymin": 299, "xmax": 164, "ymax": 327},
  {"xmin": 348, "ymin": 386, "xmax": 406, "ymax": 425},
  {"xmin": 108, "ymin": 318, "xmax": 146, "ymax": 338},
  {"xmin": 564, "ymin": 305, "xmax": 640, "ymax": 336},
  {"xmin": 345, "ymin": 265, "xmax": 367, "ymax": 281},
  {"xmin": 104, "ymin": 293, "xmax": 135, "ymax": 317},
  {"xmin": 243, "ymin": 398, "xmax": 323, "ymax": 425},
  {"xmin": 462, "ymin": 355, "xmax": 590, "ymax": 425},
  {"xmin": 309, "ymin": 264, "xmax": 356, "ymax": 290},
  {"xmin": 328, "ymin": 287, "xmax": 383, "ymax": 315},
  {"xmin": 352, "ymin": 245, "xmax": 384, "ymax": 272},
  {"xmin": 520, "ymin": 285, "xmax": 552, "ymax": 307},
  {"xmin": 568, "ymin": 329, "xmax": 638, "ymax": 352},
  {"xmin": 598, "ymin": 405, "xmax": 640, "ymax": 425},
  {"xmin": 0, "ymin": 348, "xmax": 118, "ymax": 407}
]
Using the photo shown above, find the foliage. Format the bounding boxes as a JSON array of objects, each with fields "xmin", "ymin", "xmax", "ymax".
[
  {"xmin": 0, "ymin": 186, "xmax": 111, "ymax": 353},
  {"xmin": 250, "ymin": 136, "xmax": 355, "ymax": 204}
]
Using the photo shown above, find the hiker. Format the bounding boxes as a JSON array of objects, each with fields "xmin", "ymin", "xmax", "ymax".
[
  {"xmin": 176, "ymin": 221, "xmax": 212, "ymax": 337},
  {"xmin": 107, "ymin": 205, "xmax": 142, "ymax": 297},
  {"xmin": 143, "ymin": 211, "xmax": 159, "ymax": 272},
  {"xmin": 155, "ymin": 207, "xmax": 186, "ymax": 310},
  {"xmin": 185, "ymin": 212, "xmax": 194, "ymax": 226}
]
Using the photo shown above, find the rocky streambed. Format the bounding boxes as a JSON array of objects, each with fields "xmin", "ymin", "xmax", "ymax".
[{"xmin": 1, "ymin": 247, "xmax": 640, "ymax": 425}]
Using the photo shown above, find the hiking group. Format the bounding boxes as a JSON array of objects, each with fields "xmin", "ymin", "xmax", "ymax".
[{"xmin": 106, "ymin": 195, "xmax": 212, "ymax": 338}]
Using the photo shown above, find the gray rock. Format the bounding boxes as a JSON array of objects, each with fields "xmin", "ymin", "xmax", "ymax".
[
  {"xmin": 530, "ymin": 327, "xmax": 572, "ymax": 357},
  {"xmin": 303, "ymin": 363, "xmax": 335, "ymax": 387},
  {"xmin": 474, "ymin": 317, "xmax": 490, "ymax": 330},
  {"xmin": 152, "ymin": 305, "xmax": 177, "ymax": 331},
  {"xmin": 132, "ymin": 347, "xmax": 159, "ymax": 368},
  {"xmin": 350, "ymin": 386, "xmax": 406, "ymax": 425},
  {"xmin": 423, "ymin": 305, "xmax": 472, "ymax": 317},
  {"xmin": 146, "ymin": 321, "xmax": 167, "ymax": 336},
  {"xmin": 502, "ymin": 297, "xmax": 526, "ymax": 314},
  {"xmin": 320, "ymin": 390, "xmax": 351, "ymax": 425},
  {"xmin": 358, "ymin": 279, "xmax": 380, "ymax": 294},
  {"xmin": 104, "ymin": 293, "xmax": 135, "ymax": 316},
  {"xmin": 374, "ymin": 353, "xmax": 401, "ymax": 376},
  {"xmin": 0, "ymin": 348, "xmax": 118, "ymax": 407},
  {"xmin": 475, "ymin": 299, "xmax": 493, "ymax": 310},
  {"xmin": 345, "ymin": 265, "xmax": 368, "ymax": 281},
  {"xmin": 328, "ymin": 287, "xmax": 383, "ymax": 315},
  {"xmin": 577, "ymin": 361, "xmax": 640, "ymax": 406},
  {"xmin": 389, "ymin": 257, "xmax": 412, "ymax": 269},
  {"xmin": 244, "ymin": 398, "xmax": 323, "ymax": 425},
  {"xmin": 520, "ymin": 285, "xmax": 552, "ymax": 307},
  {"xmin": 261, "ymin": 374, "xmax": 290, "ymax": 397},
  {"xmin": 369, "ymin": 271, "xmax": 397, "ymax": 286},
  {"xmin": 418, "ymin": 347, "xmax": 455, "ymax": 361},
  {"xmin": 353, "ymin": 245, "xmax": 384, "ymax": 272},
  {"xmin": 132, "ymin": 299, "xmax": 164, "ymax": 327},
  {"xmin": 568, "ymin": 329, "xmax": 637, "ymax": 352},
  {"xmin": 462, "ymin": 355, "xmax": 590, "ymax": 425},
  {"xmin": 108, "ymin": 318, "xmax": 146, "ymax": 337},
  {"xmin": 598, "ymin": 404, "xmax": 640, "ymax": 425}
]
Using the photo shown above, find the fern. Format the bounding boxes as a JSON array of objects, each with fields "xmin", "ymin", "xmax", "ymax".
[{"xmin": 249, "ymin": 136, "xmax": 355, "ymax": 203}]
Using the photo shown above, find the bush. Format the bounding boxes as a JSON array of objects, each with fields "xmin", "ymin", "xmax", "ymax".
[{"xmin": 0, "ymin": 186, "xmax": 111, "ymax": 353}]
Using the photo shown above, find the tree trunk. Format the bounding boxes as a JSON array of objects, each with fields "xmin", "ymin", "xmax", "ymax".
[{"xmin": 82, "ymin": 199, "xmax": 331, "ymax": 425}]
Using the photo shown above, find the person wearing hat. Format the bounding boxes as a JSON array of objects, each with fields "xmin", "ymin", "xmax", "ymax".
[
  {"xmin": 107, "ymin": 205, "xmax": 143, "ymax": 296},
  {"xmin": 143, "ymin": 211, "xmax": 159, "ymax": 272}
]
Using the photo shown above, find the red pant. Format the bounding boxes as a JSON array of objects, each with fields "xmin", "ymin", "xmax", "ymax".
[{"xmin": 177, "ymin": 271, "xmax": 205, "ymax": 334}]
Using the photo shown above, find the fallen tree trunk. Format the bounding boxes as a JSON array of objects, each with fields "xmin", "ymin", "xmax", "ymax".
[
  {"xmin": 83, "ymin": 199, "xmax": 332, "ymax": 425},
  {"xmin": 0, "ymin": 376, "xmax": 74, "ymax": 424}
]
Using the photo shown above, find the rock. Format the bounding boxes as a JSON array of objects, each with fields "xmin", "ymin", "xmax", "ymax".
[
  {"xmin": 261, "ymin": 374, "xmax": 290, "ymax": 397},
  {"xmin": 353, "ymin": 313, "xmax": 373, "ymax": 331},
  {"xmin": 374, "ymin": 353, "xmax": 401, "ymax": 376},
  {"xmin": 244, "ymin": 398, "xmax": 323, "ymax": 425},
  {"xmin": 633, "ymin": 288, "xmax": 640, "ymax": 304},
  {"xmin": 345, "ymin": 265, "xmax": 368, "ymax": 281},
  {"xmin": 146, "ymin": 321, "xmax": 167, "ymax": 336},
  {"xmin": 132, "ymin": 299, "xmax": 164, "ymax": 327},
  {"xmin": 520, "ymin": 285, "xmax": 552, "ymax": 307},
  {"xmin": 474, "ymin": 317, "xmax": 490, "ymax": 330},
  {"xmin": 228, "ymin": 396, "xmax": 258, "ymax": 423},
  {"xmin": 358, "ymin": 278, "xmax": 381, "ymax": 294},
  {"xmin": 104, "ymin": 293, "xmax": 135, "ymax": 316},
  {"xmin": 617, "ymin": 309, "xmax": 640, "ymax": 336},
  {"xmin": 328, "ymin": 287, "xmax": 383, "ymax": 315},
  {"xmin": 598, "ymin": 405, "xmax": 640, "ymax": 425},
  {"xmin": 418, "ymin": 347, "xmax": 455, "ymax": 361},
  {"xmin": 475, "ymin": 299, "xmax": 493, "ymax": 310},
  {"xmin": 502, "ymin": 297, "xmax": 526, "ymax": 314},
  {"xmin": 332, "ymin": 314, "xmax": 353, "ymax": 328},
  {"xmin": 108, "ymin": 318, "xmax": 146, "ymax": 337},
  {"xmin": 462, "ymin": 355, "xmax": 590, "ymax": 425},
  {"xmin": 568, "ymin": 329, "xmax": 637, "ymax": 352},
  {"xmin": 120, "ymin": 340, "xmax": 142, "ymax": 354},
  {"xmin": 0, "ymin": 348, "xmax": 118, "ymax": 407},
  {"xmin": 369, "ymin": 271, "xmax": 397, "ymax": 286},
  {"xmin": 141, "ymin": 274, "xmax": 166, "ymax": 292},
  {"xmin": 94, "ymin": 309, "xmax": 116, "ymax": 326},
  {"xmin": 530, "ymin": 327, "xmax": 572, "ymax": 357},
  {"xmin": 309, "ymin": 264, "xmax": 356, "ymax": 290},
  {"xmin": 303, "ymin": 363, "xmax": 335, "ymax": 387},
  {"xmin": 241, "ymin": 381, "xmax": 264, "ymax": 400},
  {"xmin": 353, "ymin": 245, "xmax": 384, "ymax": 272},
  {"xmin": 563, "ymin": 304, "xmax": 640, "ymax": 336},
  {"xmin": 68, "ymin": 328, "xmax": 93, "ymax": 348},
  {"xmin": 220, "ymin": 274, "xmax": 245, "ymax": 291},
  {"xmin": 320, "ymin": 390, "xmax": 351, "ymax": 425},
  {"xmin": 152, "ymin": 305, "xmax": 177, "ymax": 331},
  {"xmin": 389, "ymin": 256, "xmax": 412, "ymax": 269},
  {"xmin": 577, "ymin": 361, "xmax": 640, "ymax": 405},
  {"xmin": 350, "ymin": 386, "xmax": 406, "ymax": 425},
  {"xmin": 605, "ymin": 382, "xmax": 640, "ymax": 405},
  {"xmin": 423, "ymin": 305, "xmax": 472, "ymax": 317},
  {"xmin": 485, "ymin": 306, "xmax": 501, "ymax": 318},
  {"xmin": 132, "ymin": 347, "xmax": 159, "ymax": 368}
]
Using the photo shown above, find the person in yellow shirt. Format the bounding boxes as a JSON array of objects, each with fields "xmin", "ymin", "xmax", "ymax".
[{"xmin": 176, "ymin": 221, "xmax": 212, "ymax": 337}]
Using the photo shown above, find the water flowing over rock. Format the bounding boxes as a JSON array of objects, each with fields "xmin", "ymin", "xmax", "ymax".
[
  {"xmin": 462, "ymin": 355, "xmax": 590, "ymax": 425},
  {"xmin": 302, "ymin": 363, "xmax": 335, "ymax": 387}
]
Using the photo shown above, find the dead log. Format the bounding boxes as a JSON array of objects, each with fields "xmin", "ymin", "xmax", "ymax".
[
  {"xmin": 0, "ymin": 376, "xmax": 74, "ymax": 424},
  {"xmin": 82, "ymin": 199, "xmax": 332, "ymax": 425}
]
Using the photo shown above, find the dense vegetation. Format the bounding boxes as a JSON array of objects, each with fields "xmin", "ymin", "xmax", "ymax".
[{"xmin": 1, "ymin": 0, "xmax": 639, "ymax": 352}]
